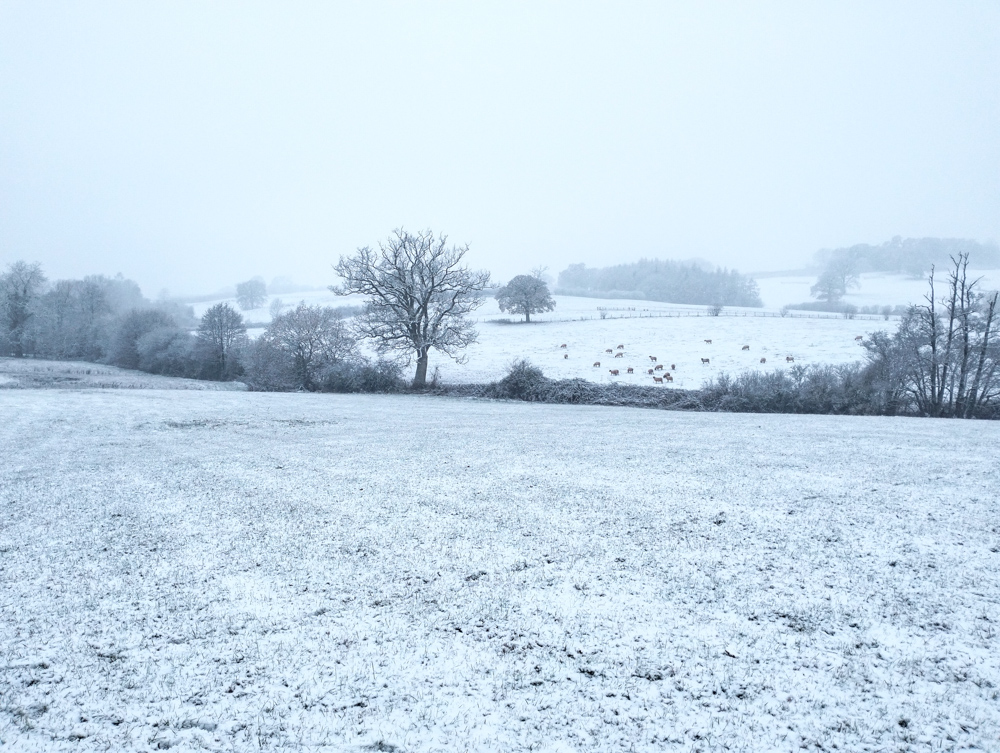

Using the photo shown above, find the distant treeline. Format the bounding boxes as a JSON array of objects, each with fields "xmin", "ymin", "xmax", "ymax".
[
  {"xmin": 556, "ymin": 259, "xmax": 763, "ymax": 307},
  {"xmin": 0, "ymin": 267, "xmax": 209, "ymax": 370},
  {"xmin": 815, "ymin": 237, "xmax": 1000, "ymax": 277},
  {"xmin": 0, "ymin": 261, "xmax": 405, "ymax": 391}
]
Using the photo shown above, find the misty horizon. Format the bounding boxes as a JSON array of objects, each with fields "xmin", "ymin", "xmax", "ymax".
[{"xmin": 2, "ymin": 3, "xmax": 998, "ymax": 297}]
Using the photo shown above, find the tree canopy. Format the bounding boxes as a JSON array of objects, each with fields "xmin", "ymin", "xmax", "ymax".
[
  {"xmin": 557, "ymin": 259, "xmax": 761, "ymax": 307},
  {"xmin": 495, "ymin": 274, "xmax": 556, "ymax": 322},
  {"xmin": 332, "ymin": 228, "xmax": 490, "ymax": 387},
  {"xmin": 236, "ymin": 278, "xmax": 267, "ymax": 310}
]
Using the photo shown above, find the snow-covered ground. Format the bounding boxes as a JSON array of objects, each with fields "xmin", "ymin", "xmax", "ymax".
[
  {"xmin": 191, "ymin": 291, "xmax": 881, "ymax": 388},
  {"xmin": 0, "ymin": 358, "xmax": 246, "ymax": 391},
  {"xmin": 2, "ymin": 389, "xmax": 998, "ymax": 752},
  {"xmin": 756, "ymin": 271, "xmax": 1000, "ymax": 310},
  {"xmin": 437, "ymin": 310, "xmax": 873, "ymax": 388},
  {"xmin": 185, "ymin": 270, "xmax": 1000, "ymax": 387}
]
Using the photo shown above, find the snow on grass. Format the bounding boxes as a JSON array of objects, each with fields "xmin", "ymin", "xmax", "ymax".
[
  {"xmin": 186, "ymin": 281, "xmax": 924, "ymax": 388},
  {"xmin": 0, "ymin": 358, "xmax": 247, "ymax": 391},
  {"xmin": 756, "ymin": 271, "xmax": 1000, "ymax": 310},
  {"xmin": 2, "ymin": 389, "xmax": 998, "ymax": 751},
  {"xmin": 437, "ymin": 311, "xmax": 872, "ymax": 388}
]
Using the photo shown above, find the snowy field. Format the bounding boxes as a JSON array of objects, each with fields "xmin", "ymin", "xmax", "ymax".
[
  {"xmin": 192, "ymin": 291, "xmax": 880, "ymax": 389},
  {"xmin": 0, "ymin": 358, "xmax": 247, "ymax": 391},
  {"xmin": 2, "ymin": 389, "xmax": 998, "ymax": 752},
  {"xmin": 755, "ymin": 271, "xmax": 1000, "ymax": 311},
  {"xmin": 185, "ymin": 270, "xmax": 1000, "ymax": 388}
]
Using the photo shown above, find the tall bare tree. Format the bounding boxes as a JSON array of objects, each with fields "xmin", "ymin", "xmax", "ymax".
[
  {"xmin": 332, "ymin": 229, "xmax": 490, "ymax": 387},
  {"xmin": 197, "ymin": 303, "xmax": 246, "ymax": 379},
  {"xmin": 891, "ymin": 253, "xmax": 999, "ymax": 417},
  {"xmin": 0, "ymin": 261, "xmax": 47, "ymax": 357}
]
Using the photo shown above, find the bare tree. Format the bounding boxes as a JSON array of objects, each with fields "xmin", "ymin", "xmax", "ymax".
[
  {"xmin": 0, "ymin": 261, "xmax": 47, "ymax": 357},
  {"xmin": 269, "ymin": 297, "xmax": 287, "ymax": 319},
  {"xmin": 332, "ymin": 229, "xmax": 490, "ymax": 387},
  {"xmin": 197, "ymin": 303, "xmax": 246, "ymax": 379},
  {"xmin": 265, "ymin": 303, "xmax": 357, "ymax": 390},
  {"xmin": 236, "ymin": 278, "xmax": 268, "ymax": 310},
  {"xmin": 888, "ymin": 253, "xmax": 999, "ymax": 417},
  {"xmin": 495, "ymin": 274, "xmax": 556, "ymax": 322}
]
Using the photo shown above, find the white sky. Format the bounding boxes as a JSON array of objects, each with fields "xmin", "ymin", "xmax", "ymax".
[{"xmin": 1, "ymin": 1, "xmax": 998, "ymax": 296}]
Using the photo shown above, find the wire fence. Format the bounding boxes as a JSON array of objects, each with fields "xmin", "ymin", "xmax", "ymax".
[{"xmin": 482, "ymin": 308, "xmax": 896, "ymax": 324}]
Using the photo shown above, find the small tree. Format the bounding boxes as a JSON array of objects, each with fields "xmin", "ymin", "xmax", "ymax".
[
  {"xmin": 197, "ymin": 303, "xmax": 246, "ymax": 379},
  {"xmin": 269, "ymin": 297, "xmax": 287, "ymax": 319},
  {"xmin": 0, "ymin": 261, "xmax": 47, "ymax": 357},
  {"xmin": 495, "ymin": 274, "xmax": 556, "ymax": 323},
  {"xmin": 811, "ymin": 258, "xmax": 860, "ymax": 303},
  {"xmin": 235, "ymin": 278, "xmax": 267, "ymax": 310},
  {"xmin": 265, "ymin": 303, "xmax": 357, "ymax": 390},
  {"xmin": 332, "ymin": 228, "xmax": 490, "ymax": 388}
]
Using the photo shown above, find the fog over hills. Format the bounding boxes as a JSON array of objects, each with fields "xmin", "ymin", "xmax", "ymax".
[{"xmin": 1, "ymin": 3, "xmax": 997, "ymax": 296}]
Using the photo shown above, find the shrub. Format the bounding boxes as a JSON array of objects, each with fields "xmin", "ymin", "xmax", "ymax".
[
  {"xmin": 701, "ymin": 364, "xmax": 878, "ymax": 415},
  {"xmin": 107, "ymin": 309, "xmax": 176, "ymax": 369},
  {"xmin": 321, "ymin": 358, "xmax": 406, "ymax": 393},
  {"xmin": 240, "ymin": 337, "xmax": 296, "ymax": 391},
  {"xmin": 136, "ymin": 327, "xmax": 197, "ymax": 377},
  {"xmin": 487, "ymin": 359, "xmax": 549, "ymax": 401}
]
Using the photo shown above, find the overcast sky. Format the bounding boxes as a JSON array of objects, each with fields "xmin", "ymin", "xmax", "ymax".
[{"xmin": 1, "ymin": 2, "xmax": 998, "ymax": 297}]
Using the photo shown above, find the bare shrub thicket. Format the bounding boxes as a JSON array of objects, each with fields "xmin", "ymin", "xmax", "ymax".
[
  {"xmin": 241, "ymin": 303, "xmax": 372, "ymax": 391},
  {"xmin": 864, "ymin": 253, "xmax": 999, "ymax": 418},
  {"xmin": 702, "ymin": 365, "xmax": 876, "ymax": 415},
  {"xmin": 707, "ymin": 255, "xmax": 999, "ymax": 419}
]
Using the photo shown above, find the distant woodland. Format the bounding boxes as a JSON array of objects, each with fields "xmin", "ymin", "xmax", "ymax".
[
  {"xmin": 556, "ymin": 259, "xmax": 763, "ymax": 307},
  {"xmin": 814, "ymin": 237, "xmax": 1000, "ymax": 277}
]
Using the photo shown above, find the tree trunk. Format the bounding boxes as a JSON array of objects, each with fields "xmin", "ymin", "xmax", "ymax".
[
  {"xmin": 525, "ymin": 310, "xmax": 530, "ymax": 323},
  {"xmin": 413, "ymin": 348, "xmax": 429, "ymax": 388}
]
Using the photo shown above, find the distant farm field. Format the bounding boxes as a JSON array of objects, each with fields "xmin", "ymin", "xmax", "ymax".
[
  {"xmin": 2, "ymin": 389, "xmax": 998, "ymax": 752},
  {"xmin": 191, "ymin": 271, "xmax": 1000, "ymax": 388}
]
